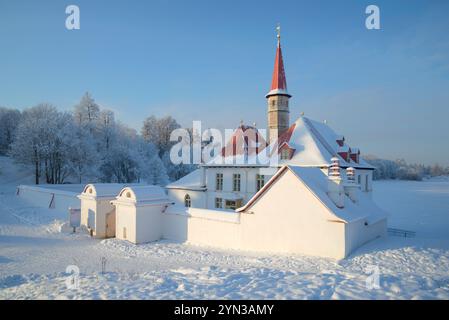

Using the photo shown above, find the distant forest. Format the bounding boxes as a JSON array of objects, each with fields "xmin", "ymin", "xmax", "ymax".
[{"xmin": 364, "ymin": 156, "xmax": 449, "ymax": 181}]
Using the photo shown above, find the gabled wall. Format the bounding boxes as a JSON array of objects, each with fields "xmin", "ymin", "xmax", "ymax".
[{"xmin": 239, "ymin": 169, "xmax": 347, "ymax": 259}]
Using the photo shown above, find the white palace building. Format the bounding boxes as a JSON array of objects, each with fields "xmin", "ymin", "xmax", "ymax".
[
  {"xmin": 23, "ymin": 29, "xmax": 388, "ymax": 260},
  {"xmin": 161, "ymin": 30, "xmax": 387, "ymax": 258}
]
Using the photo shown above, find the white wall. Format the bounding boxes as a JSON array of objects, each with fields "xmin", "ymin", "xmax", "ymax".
[
  {"xmin": 115, "ymin": 203, "xmax": 166, "ymax": 244},
  {"xmin": 115, "ymin": 204, "xmax": 136, "ymax": 243},
  {"xmin": 80, "ymin": 197, "xmax": 96, "ymax": 234},
  {"xmin": 167, "ymin": 189, "xmax": 206, "ymax": 208},
  {"xmin": 18, "ymin": 186, "xmax": 80, "ymax": 211},
  {"xmin": 239, "ymin": 169, "xmax": 347, "ymax": 259},
  {"xmin": 204, "ymin": 167, "xmax": 273, "ymax": 209},
  {"xmin": 79, "ymin": 197, "xmax": 116, "ymax": 238},
  {"xmin": 135, "ymin": 205, "xmax": 164, "ymax": 244},
  {"xmin": 163, "ymin": 207, "xmax": 241, "ymax": 248},
  {"xmin": 345, "ymin": 218, "xmax": 387, "ymax": 256}
]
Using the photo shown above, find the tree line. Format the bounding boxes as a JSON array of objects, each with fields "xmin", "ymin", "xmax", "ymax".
[
  {"xmin": 0, "ymin": 93, "xmax": 195, "ymax": 185},
  {"xmin": 364, "ymin": 156, "xmax": 449, "ymax": 181}
]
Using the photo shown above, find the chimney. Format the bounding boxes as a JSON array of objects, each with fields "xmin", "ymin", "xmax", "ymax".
[
  {"xmin": 200, "ymin": 166, "xmax": 206, "ymax": 187},
  {"xmin": 344, "ymin": 167, "xmax": 360, "ymax": 203},
  {"xmin": 327, "ymin": 157, "xmax": 344, "ymax": 208}
]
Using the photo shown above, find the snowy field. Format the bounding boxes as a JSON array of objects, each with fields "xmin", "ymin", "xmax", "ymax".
[{"xmin": 0, "ymin": 157, "xmax": 448, "ymax": 299}]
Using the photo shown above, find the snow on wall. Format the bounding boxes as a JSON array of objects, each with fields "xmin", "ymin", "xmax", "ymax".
[{"xmin": 17, "ymin": 185, "xmax": 82, "ymax": 211}]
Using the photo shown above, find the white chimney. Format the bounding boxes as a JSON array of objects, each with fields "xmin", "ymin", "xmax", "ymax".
[
  {"xmin": 200, "ymin": 166, "xmax": 206, "ymax": 187},
  {"xmin": 344, "ymin": 167, "xmax": 360, "ymax": 203},
  {"xmin": 327, "ymin": 157, "xmax": 344, "ymax": 208}
]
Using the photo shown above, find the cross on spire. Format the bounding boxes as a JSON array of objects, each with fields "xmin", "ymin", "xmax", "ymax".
[
  {"xmin": 266, "ymin": 23, "xmax": 290, "ymax": 97},
  {"xmin": 276, "ymin": 23, "xmax": 281, "ymax": 45}
]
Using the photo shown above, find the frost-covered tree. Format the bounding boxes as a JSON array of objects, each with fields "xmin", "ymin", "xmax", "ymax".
[
  {"xmin": 65, "ymin": 120, "xmax": 99, "ymax": 183},
  {"xmin": 430, "ymin": 164, "xmax": 445, "ymax": 177},
  {"xmin": 134, "ymin": 139, "xmax": 168, "ymax": 186},
  {"xmin": 141, "ymin": 115, "xmax": 180, "ymax": 157},
  {"xmin": 162, "ymin": 150, "xmax": 196, "ymax": 182},
  {"xmin": 10, "ymin": 104, "xmax": 73, "ymax": 184},
  {"xmin": 96, "ymin": 109, "xmax": 116, "ymax": 153},
  {"xmin": 0, "ymin": 107, "xmax": 21, "ymax": 155},
  {"xmin": 98, "ymin": 124, "xmax": 140, "ymax": 183},
  {"xmin": 73, "ymin": 92, "xmax": 100, "ymax": 134}
]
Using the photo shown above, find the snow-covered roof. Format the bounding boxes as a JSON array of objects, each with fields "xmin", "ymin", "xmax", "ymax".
[
  {"xmin": 266, "ymin": 88, "xmax": 290, "ymax": 97},
  {"xmin": 237, "ymin": 165, "xmax": 387, "ymax": 224},
  {"xmin": 204, "ymin": 116, "xmax": 374, "ymax": 169},
  {"xmin": 114, "ymin": 185, "xmax": 171, "ymax": 206},
  {"xmin": 166, "ymin": 169, "xmax": 206, "ymax": 191},
  {"xmin": 283, "ymin": 117, "xmax": 373, "ymax": 169},
  {"xmin": 79, "ymin": 183, "xmax": 131, "ymax": 199}
]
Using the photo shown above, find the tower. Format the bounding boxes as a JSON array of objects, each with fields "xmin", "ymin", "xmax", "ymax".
[{"xmin": 266, "ymin": 24, "xmax": 291, "ymax": 144}]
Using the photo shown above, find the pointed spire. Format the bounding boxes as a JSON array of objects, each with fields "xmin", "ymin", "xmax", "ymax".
[{"xmin": 266, "ymin": 24, "xmax": 291, "ymax": 98}]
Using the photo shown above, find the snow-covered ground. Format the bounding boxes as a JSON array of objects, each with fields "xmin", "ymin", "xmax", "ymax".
[{"xmin": 0, "ymin": 156, "xmax": 448, "ymax": 299}]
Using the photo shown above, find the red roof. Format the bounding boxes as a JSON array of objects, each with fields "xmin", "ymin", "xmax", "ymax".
[
  {"xmin": 221, "ymin": 125, "xmax": 268, "ymax": 157},
  {"xmin": 276, "ymin": 122, "xmax": 296, "ymax": 147},
  {"xmin": 270, "ymin": 41, "xmax": 288, "ymax": 91}
]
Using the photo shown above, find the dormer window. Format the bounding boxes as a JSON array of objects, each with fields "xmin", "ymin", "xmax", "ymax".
[
  {"xmin": 281, "ymin": 148, "xmax": 290, "ymax": 160},
  {"xmin": 336, "ymin": 136, "xmax": 345, "ymax": 147}
]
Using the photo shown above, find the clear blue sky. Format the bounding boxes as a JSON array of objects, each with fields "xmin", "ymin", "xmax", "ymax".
[{"xmin": 1, "ymin": 0, "xmax": 448, "ymax": 165}]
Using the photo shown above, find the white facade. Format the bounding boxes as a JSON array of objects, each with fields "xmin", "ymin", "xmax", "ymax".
[
  {"xmin": 167, "ymin": 167, "xmax": 272, "ymax": 210},
  {"xmin": 164, "ymin": 166, "xmax": 386, "ymax": 259},
  {"xmin": 112, "ymin": 186, "xmax": 172, "ymax": 244},
  {"xmin": 167, "ymin": 166, "xmax": 373, "ymax": 212},
  {"xmin": 78, "ymin": 184, "xmax": 127, "ymax": 238}
]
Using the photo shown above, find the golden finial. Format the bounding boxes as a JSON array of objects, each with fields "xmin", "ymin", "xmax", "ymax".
[{"xmin": 300, "ymin": 112, "xmax": 305, "ymax": 117}]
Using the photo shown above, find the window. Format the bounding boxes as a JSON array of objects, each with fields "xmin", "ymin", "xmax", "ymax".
[
  {"xmin": 225, "ymin": 199, "xmax": 243, "ymax": 210},
  {"xmin": 232, "ymin": 174, "xmax": 241, "ymax": 192},
  {"xmin": 357, "ymin": 175, "xmax": 361, "ymax": 185},
  {"xmin": 184, "ymin": 194, "xmax": 191, "ymax": 207},
  {"xmin": 216, "ymin": 173, "xmax": 223, "ymax": 191},
  {"xmin": 280, "ymin": 148, "xmax": 290, "ymax": 160},
  {"xmin": 215, "ymin": 197, "xmax": 222, "ymax": 209},
  {"xmin": 123, "ymin": 227, "xmax": 127, "ymax": 239},
  {"xmin": 365, "ymin": 175, "xmax": 369, "ymax": 191},
  {"xmin": 256, "ymin": 174, "xmax": 265, "ymax": 191},
  {"xmin": 271, "ymin": 99, "xmax": 276, "ymax": 107}
]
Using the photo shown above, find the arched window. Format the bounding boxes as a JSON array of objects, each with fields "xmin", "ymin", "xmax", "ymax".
[{"xmin": 184, "ymin": 194, "xmax": 191, "ymax": 207}]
